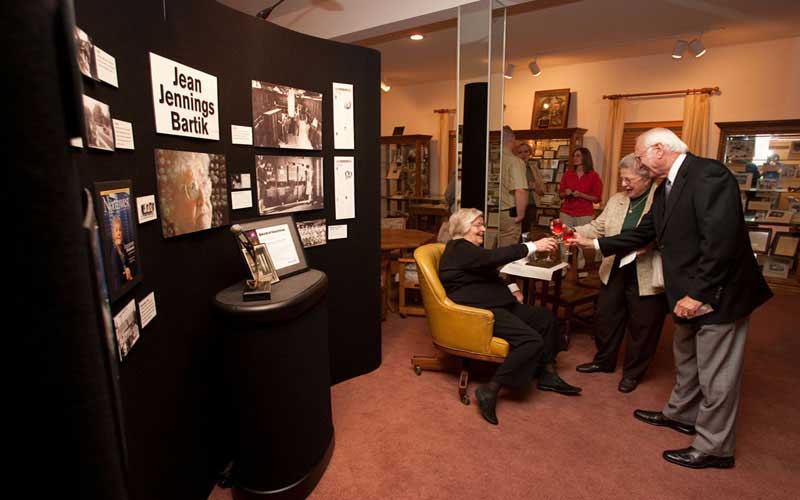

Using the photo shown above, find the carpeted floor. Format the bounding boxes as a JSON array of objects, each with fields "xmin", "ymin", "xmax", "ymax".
[{"xmin": 210, "ymin": 294, "xmax": 800, "ymax": 500}]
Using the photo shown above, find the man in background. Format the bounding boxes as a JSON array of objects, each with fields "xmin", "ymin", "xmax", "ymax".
[{"xmin": 498, "ymin": 126, "xmax": 528, "ymax": 247}]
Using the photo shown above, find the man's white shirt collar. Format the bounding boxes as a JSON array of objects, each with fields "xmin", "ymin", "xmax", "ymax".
[{"xmin": 667, "ymin": 153, "xmax": 687, "ymax": 185}]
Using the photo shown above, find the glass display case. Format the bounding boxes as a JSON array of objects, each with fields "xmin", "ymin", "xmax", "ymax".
[
  {"xmin": 717, "ymin": 119, "xmax": 800, "ymax": 293},
  {"xmin": 380, "ymin": 135, "xmax": 431, "ymax": 217}
]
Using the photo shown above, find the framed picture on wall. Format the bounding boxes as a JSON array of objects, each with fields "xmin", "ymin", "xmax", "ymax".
[
  {"xmin": 772, "ymin": 232, "xmax": 800, "ymax": 258},
  {"xmin": 540, "ymin": 169, "xmax": 555, "ymax": 182},
  {"xmin": 762, "ymin": 256, "xmax": 792, "ymax": 279},
  {"xmin": 556, "ymin": 144, "xmax": 570, "ymax": 158},
  {"xmin": 94, "ymin": 180, "xmax": 142, "ymax": 302},
  {"xmin": 543, "ymin": 150, "xmax": 555, "ymax": 159},
  {"xmin": 748, "ymin": 228, "xmax": 772, "ymax": 254},
  {"xmin": 251, "ymin": 80, "xmax": 323, "ymax": 150},
  {"xmin": 530, "ymin": 88, "xmax": 570, "ymax": 129},
  {"xmin": 764, "ymin": 210, "xmax": 793, "ymax": 223}
]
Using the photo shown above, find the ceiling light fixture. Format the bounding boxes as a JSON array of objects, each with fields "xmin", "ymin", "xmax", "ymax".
[
  {"xmin": 528, "ymin": 60, "xmax": 541, "ymax": 77},
  {"xmin": 409, "ymin": 34, "xmax": 424, "ymax": 41},
  {"xmin": 380, "ymin": 81, "xmax": 391, "ymax": 93},
  {"xmin": 689, "ymin": 38, "xmax": 706, "ymax": 58},
  {"xmin": 504, "ymin": 63, "xmax": 515, "ymax": 80},
  {"xmin": 672, "ymin": 39, "xmax": 688, "ymax": 59}
]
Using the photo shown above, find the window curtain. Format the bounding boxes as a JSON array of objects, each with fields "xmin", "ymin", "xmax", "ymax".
[
  {"xmin": 682, "ymin": 92, "xmax": 709, "ymax": 155},
  {"xmin": 602, "ymin": 98, "xmax": 626, "ymax": 203}
]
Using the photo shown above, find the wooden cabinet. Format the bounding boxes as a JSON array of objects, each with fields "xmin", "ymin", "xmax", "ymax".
[
  {"xmin": 380, "ymin": 135, "xmax": 431, "ymax": 217},
  {"xmin": 716, "ymin": 119, "xmax": 800, "ymax": 294}
]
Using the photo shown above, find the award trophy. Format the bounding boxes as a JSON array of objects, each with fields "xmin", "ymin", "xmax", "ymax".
[{"xmin": 231, "ymin": 225, "xmax": 279, "ymax": 301}]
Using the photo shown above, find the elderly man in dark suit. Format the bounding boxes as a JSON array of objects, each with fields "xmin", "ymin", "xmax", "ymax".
[{"xmin": 572, "ymin": 128, "xmax": 772, "ymax": 469}]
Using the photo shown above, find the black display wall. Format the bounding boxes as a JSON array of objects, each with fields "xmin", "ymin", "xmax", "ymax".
[
  {"xmin": 461, "ymin": 82, "xmax": 488, "ymax": 211},
  {"xmin": 18, "ymin": 1, "xmax": 381, "ymax": 499}
]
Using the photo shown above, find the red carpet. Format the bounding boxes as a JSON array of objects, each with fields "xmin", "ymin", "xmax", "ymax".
[{"xmin": 211, "ymin": 294, "xmax": 800, "ymax": 500}]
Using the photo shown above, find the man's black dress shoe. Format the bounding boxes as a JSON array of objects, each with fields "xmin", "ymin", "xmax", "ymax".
[
  {"xmin": 475, "ymin": 385, "xmax": 499, "ymax": 425},
  {"xmin": 537, "ymin": 372, "xmax": 582, "ymax": 395},
  {"xmin": 662, "ymin": 447, "xmax": 735, "ymax": 469},
  {"xmin": 633, "ymin": 409, "xmax": 696, "ymax": 435},
  {"xmin": 576, "ymin": 362, "xmax": 614, "ymax": 373},
  {"xmin": 618, "ymin": 377, "xmax": 639, "ymax": 393}
]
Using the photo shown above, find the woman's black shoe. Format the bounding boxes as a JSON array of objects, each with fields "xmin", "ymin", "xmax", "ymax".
[{"xmin": 475, "ymin": 385, "xmax": 499, "ymax": 425}]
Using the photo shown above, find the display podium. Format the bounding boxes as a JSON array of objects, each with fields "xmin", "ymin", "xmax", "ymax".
[{"xmin": 213, "ymin": 269, "xmax": 333, "ymax": 500}]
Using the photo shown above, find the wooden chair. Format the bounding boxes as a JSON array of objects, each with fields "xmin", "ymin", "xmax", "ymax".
[
  {"xmin": 411, "ymin": 244, "xmax": 507, "ymax": 405},
  {"xmin": 396, "ymin": 257, "xmax": 425, "ymax": 317}
]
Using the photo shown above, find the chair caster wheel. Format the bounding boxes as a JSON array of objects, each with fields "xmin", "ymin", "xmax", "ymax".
[
  {"xmin": 461, "ymin": 395, "xmax": 470, "ymax": 405},
  {"xmin": 414, "ymin": 365, "xmax": 422, "ymax": 376}
]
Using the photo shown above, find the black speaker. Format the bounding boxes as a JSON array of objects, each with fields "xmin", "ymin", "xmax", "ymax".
[{"xmin": 460, "ymin": 82, "xmax": 488, "ymax": 211}]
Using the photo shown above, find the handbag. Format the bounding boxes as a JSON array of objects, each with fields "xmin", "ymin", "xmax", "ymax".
[{"xmin": 651, "ymin": 250, "xmax": 664, "ymax": 288}]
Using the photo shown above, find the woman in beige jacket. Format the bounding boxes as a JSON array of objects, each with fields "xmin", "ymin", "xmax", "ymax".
[{"xmin": 573, "ymin": 154, "xmax": 667, "ymax": 393}]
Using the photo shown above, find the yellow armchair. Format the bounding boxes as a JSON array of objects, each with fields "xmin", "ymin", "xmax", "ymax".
[{"xmin": 411, "ymin": 243, "xmax": 509, "ymax": 405}]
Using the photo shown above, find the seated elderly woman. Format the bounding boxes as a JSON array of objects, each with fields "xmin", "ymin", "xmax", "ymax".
[
  {"xmin": 438, "ymin": 208, "xmax": 582, "ymax": 425},
  {"xmin": 572, "ymin": 153, "xmax": 668, "ymax": 393}
]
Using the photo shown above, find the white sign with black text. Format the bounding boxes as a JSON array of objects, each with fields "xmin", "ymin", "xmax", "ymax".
[
  {"xmin": 136, "ymin": 195, "xmax": 158, "ymax": 223},
  {"xmin": 328, "ymin": 224, "xmax": 348, "ymax": 240},
  {"xmin": 231, "ymin": 125, "xmax": 253, "ymax": 145},
  {"xmin": 333, "ymin": 82, "xmax": 354, "ymax": 149},
  {"xmin": 138, "ymin": 292, "xmax": 157, "ymax": 329},
  {"xmin": 334, "ymin": 156, "xmax": 355, "ymax": 220},
  {"xmin": 113, "ymin": 119, "xmax": 134, "ymax": 149},
  {"xmin": 149, "ymin": 52, "xmax": 219, "ymax": 140}
]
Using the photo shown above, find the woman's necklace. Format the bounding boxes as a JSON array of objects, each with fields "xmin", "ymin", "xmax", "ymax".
[{"xmin": 628, "ymin": 195, "xmax": 647, "ymax": 214}]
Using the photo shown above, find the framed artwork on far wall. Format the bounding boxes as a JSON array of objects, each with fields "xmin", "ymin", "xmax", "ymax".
[
  {"xmin": 772, "ymin": 232, "xmax": 800, "ymax": 258},
  {"xmin": 748, "ymin": 228, "xmax": 772, "ymax": 254},
  {"xmin": 531, "ymin": 88, "xmax": 571, "ymax": 129}
]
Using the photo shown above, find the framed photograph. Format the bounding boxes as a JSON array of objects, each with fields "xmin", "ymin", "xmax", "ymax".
[
  {"xmin": 540, "ymin": 169, "xmax": 555, "ymax": 182},
  {"xmin": 733, "ymin": 172, "xmax": 753, "ymax": 190},
  {"xmin": 543, "ymin": 150, "xmax": 556, "ymax": 159},
  {"xmin": 154, "ymin": 149, "xmax": 229, "ymax": 238},
  {"xmin": 762, "ymin": 256, "xmax": 792, "ymax": 279},
  {"xmin": 747, "ymin": 200, "xmax": 773, "ymax": 212},
  {"xmin": 772, "ymin": 232, "xmax": 800, "ymax": 257},
  {"xmin": 748, "ymin": 228, "xmax": 772, "ymax": 254},
  {"xmin": 764, "ymin": 210, "xmax": 793, "ymax": 223},
  {"xmin": 94, "ymin": 180, "xmax": 142, "ymax": 302},
  {"xmin": 255, "ymin": 155, "xmax": 324, "ymax": 216},
  {"xmin": 725, "ymin": 137, "xmax": 755, "ymax": 161},
  {"xmin": 113, "ymin": 299, "xmax": 140, "ymax": 361},
  {"xmin": 556, "ymin": 144, "xmax": 570, "ymax": 159},
  {"xmin": 74, "ymin": 26, "xmax": 98, "ymax": 80},
  {"xmin": 530, "ymin": 88, "xmax": 571, "ymax": 129},
  {"xmin": 296, "ymin": 218, "xmax": 327, "ymax": 248},
  {"xmin": 539, "ymin": 193, "xmax": 558, "ymax": 206},
  {"xmin": 83, "ymin": 95, "xmax": 114, "ymax": 151},
  {"xmin": 392, "ymin": 126, "xmax": 405, "ymax": 136},
  {"xmin": 251, "ymin": 80, "xmax": 322, "ymax": 150},
  {"xmin": 240, "ymin": 215, "xmax": 309, "ymax": 278},
  {"xmin": 788, "ymin": 140, "xmax": 800, "ymax": 160}
]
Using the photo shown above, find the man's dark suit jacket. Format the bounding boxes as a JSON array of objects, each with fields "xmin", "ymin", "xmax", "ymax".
[
  {"xmin": 598, "ymin": 153, "xmax": 772, "ymax": 325},
  {"xmin": 439, "ymin": 239, "xmax": 528, "ymax": 309}
]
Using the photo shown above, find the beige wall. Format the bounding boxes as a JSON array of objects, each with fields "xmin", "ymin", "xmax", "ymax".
[{"xmin": 381, "ymin": 36, "xmax": 800, "ymax": 185}]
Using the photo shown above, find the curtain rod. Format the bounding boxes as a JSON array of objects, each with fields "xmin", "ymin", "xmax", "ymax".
[
  {"xmin": 433, "ymin": 108, "xmax": 455, "ymax": 114},
  {"xmin": 603, "ymin": 86, "xmax": 719, "ymax": 100}
]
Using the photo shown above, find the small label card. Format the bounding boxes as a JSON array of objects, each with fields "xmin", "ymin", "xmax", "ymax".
[
  {"xmin": 231, "ymin": 190, "xmax": 253, "ymax": 210},
  {"xmin": 113, "ymin": 119, "xmax": 135, "ymax": 149},
  {"xmin": 328, "ymin": 224, "xmax": 348, "ymax": 240},
  {"xmin": 138, "ymin": 292, "xmax": 157, "ymax": 329},
  {"xmin": 94, "ymin": 46, "xmax": 118, "ymax": 87},
  {"xmin": 231, "ymin": 125, "xmax": 253, "ymax": 145},
  {"xmin": 136, "ymin": 195, "xmax": 158, "ymax": 223},
  {"xmin": 69, "ymin": 137, "xmax": 84, "ymax": 148}
]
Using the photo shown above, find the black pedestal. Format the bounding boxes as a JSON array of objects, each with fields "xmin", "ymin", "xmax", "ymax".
[{"xmin": 214, "ymin": 269, "xmax": 333, "ymax": 500}]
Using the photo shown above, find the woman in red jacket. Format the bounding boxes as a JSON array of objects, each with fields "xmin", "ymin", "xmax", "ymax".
[{"xmin": 559, "ymin": 147, "xmax": 602, "ymax": 267}]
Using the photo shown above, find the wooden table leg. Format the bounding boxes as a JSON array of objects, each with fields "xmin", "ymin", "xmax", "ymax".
[{"xmin": 551, "ymin": 268, "xmax": 563, "ymax": 314}]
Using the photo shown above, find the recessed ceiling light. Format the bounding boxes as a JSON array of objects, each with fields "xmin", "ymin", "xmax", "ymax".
[{"xmin": 410, "ymin": 34, "xmax": 424, "ymax": 41}]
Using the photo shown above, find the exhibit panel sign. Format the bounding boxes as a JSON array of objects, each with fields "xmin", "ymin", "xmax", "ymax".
[{"xmin": 149, "ymin": 52, "xmax": 219, "ymax": 140}]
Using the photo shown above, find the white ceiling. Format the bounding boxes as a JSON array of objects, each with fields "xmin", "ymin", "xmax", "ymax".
[{"xmin": 218, "ymin": 0, "xmax": 800, "ymax": 87}]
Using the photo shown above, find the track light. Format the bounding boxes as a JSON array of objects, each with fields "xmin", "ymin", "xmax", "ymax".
[
  {"xmin": 410, "ymin": 34, "xmax": 424, "ymax": 41},
  {"xmin": 689, "ymin": 38, "xmax": 706, "ymax": 58},
  {"xmin": 504, "ymin": 63, "xmax": 514, "ymax": 79},
  {"xmin": 672, "ymin": 40, "xmax": 687, "ymax": 59},
  {"xmin": 380, "ymin": 81, "xmax": 391, "ymax": 93},
  {"xmin": 528, "ymin": 60, "xmax": 541, "ymax": 77}
]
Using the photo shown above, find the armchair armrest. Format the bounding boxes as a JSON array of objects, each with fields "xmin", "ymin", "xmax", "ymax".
[{"xmin": 425, "ymin": 298, "xmax": 495, "ymax": 355}]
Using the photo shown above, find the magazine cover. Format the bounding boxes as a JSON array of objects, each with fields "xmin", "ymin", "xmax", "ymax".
[{"xmin": 94, "ymin": 180, "xmax": 142, "ymax": 301}]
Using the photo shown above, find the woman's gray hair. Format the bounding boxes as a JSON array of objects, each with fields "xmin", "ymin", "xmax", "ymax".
[
  {"xmin": 449, "ymin": 208, "xmax": 483, "ymax": 239},
  {"xmin": 618, "ymin": 153, "xmax": 650, "ymax": 179},
  {"xmin": 639, "ymin": 127, "xmax": 688, "ymax": 153}
]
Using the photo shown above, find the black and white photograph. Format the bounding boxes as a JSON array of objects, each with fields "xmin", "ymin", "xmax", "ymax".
[
  {"xmin": 231, "ymin": 173, "xmax": 251, "ymax": 190},
  {"xmin": 251, "ymin": 80, "xmax": 322, "ymax": 150},
  {"xmin": 83, "ymin": 94, "xmax": 114, "ymax": 151},
  {"xmin": 154, "ymin": 149, "xmax": 229, "ymax": 238},
  {"xmin": 296, "ymin": 219, "xmax": 327, "ymax": 248},
  {"xmin": 255, "ymin": 155, "xmax": 324, "ymax": 215},
  {"xmin": 94, "ymin": 180, "xmax": 142, "ymax": 302},
  {"xmin": 74, "ymin": 26, "xmax": 97, "ymax": 79},
  {"xmin": 113, "ymin": 299, "xmax": 140, "ymax": 361}
]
